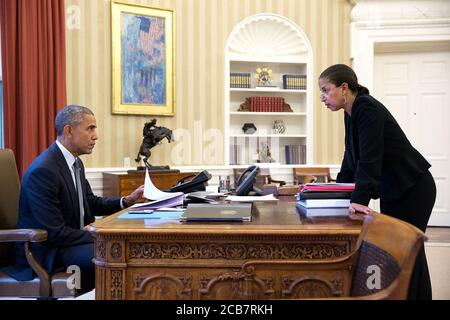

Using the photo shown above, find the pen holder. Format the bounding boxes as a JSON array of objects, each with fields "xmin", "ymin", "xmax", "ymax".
[{"xmin": 219, "ymin": 175, "xmax": 231, "ymax": 193}]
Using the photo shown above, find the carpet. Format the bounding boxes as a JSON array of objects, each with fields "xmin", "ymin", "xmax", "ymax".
[{"xmin": 425, "ymin": 242, "xmax": 450, "ymax": 300}]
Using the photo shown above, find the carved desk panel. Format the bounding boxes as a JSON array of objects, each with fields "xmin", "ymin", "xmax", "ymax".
[{"xmin": 88, "ymin": 201, "xmax": 362, "ymax": 300}]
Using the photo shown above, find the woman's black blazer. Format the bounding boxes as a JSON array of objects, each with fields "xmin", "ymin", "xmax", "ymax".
[{"xmin": 337, "ymin": 93, "xmax": 431, "ymax": 205}]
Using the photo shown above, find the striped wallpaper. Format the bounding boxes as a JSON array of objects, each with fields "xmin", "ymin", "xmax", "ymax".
[{"xmin": 65, "ymin": 0, "xmax": 352, "ymax": 168}]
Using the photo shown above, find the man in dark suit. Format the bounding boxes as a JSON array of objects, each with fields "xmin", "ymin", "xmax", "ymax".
[{"xmin": 3, "ymin": 105, "xmax": 144, "ymax": 291}]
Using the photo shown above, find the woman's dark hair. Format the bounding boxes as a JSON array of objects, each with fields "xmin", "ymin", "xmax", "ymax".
[{"xmin": 319, "ymin": 64, "xmax": 370, "ymax": 95}]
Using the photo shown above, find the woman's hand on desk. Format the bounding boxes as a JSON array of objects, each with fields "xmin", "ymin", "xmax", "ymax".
[{"xmin": 349, "ymin": 202, "xmax": 371, "ymax": 215}]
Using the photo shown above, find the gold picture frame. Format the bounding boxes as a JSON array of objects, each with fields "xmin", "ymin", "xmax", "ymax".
[{"xmin": 111, "ymin": 1, "xmax": 174, "ymax": 116}]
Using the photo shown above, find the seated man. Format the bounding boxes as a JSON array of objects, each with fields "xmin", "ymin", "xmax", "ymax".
[{"xmin": 2, "ymin": 105, "xmax": 144, "ymax": 292}]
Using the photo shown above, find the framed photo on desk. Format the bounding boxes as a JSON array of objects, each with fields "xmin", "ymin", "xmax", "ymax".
[{"xmin": 111, "ymin": 2, "xmax": 175, "ymax": 116}]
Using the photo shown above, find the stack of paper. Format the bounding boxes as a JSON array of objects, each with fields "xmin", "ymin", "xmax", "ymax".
[
  {"xmin": 225, "ymin": 194, "xmax": 278, "ymax": 202},
  {"xmin": 296, "ymin": 183, "xmax": 355, "ymax": 217},
  {"xmin": 296, "ymin": 204, "xmax": 350, "ymax": 217},
  {"xmin": 297, "ymin": 198, "xmax": 350, "ymax": 208},
  {"xmin": 130, "ymin": 169, "xmax": 184, "ymax": 210}
]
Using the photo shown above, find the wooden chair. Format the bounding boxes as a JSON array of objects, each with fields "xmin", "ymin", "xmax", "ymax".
[
  {"xmin": 293, "ymin": 167, "xmax": 336, "ymax": 185},
  {"xmin": 240, "ymin": 211, "xmax": 426, "ymax": 299},
  {"xmin": 0, "ymin": 149, "xmax": 80, "ymax": 299}
]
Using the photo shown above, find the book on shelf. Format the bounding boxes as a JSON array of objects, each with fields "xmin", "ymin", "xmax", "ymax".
[
  {"xmin": 285, "ymin": 145, "xmax": 306, "ymax": 164},
  {"xmin": 296, "ymin": 203, "xmax": 349, "ymax": 217},
  {"xmin": 229, "ymin": 144, "xmax": 242, "ymax": 165},
  {"xmin": 230, "ymin": 72, "xmax": 251, "ymax": 88},
  {"xmin": 282, "ymin": 74, "xmax": 307, "ymax": 90},
  {"xmin": 248, "ymin": 96, "xmax": 285, "ymax": 112}
]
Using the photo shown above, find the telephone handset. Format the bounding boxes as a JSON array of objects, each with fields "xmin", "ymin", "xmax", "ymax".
[
  {"xmin": 235, "ymin": 165, "xmax": 262, "ymax": 196},
  {"xmin": 166, "ymin": 170, "xmax": 212, "ymax": 193}
]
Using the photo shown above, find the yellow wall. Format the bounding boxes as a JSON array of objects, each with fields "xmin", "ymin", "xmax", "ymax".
[{"xmin": 65, "ymin": 0, "xmax": 352, "ymax": 168}]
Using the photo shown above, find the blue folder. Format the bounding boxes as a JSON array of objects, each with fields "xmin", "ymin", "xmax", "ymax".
[{"xmin": 119, "ymin": 210, "xmax": 184, "ymax": 220}]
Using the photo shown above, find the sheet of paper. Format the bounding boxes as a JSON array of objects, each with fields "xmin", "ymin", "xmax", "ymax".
[
  {"xmin": 128, "ymin": 169, "xmax": 185, "ymax": 209},
  {"xmin": 143, "ymin": 168, "xmax": 181, "ymax": 200},
  {"xmin": 225, "ymin": 194, "xmax": 279, "ymax": 202},
  {"xmin": 130, "ymin": 193, "xmax": 184, "ymax": 209}
]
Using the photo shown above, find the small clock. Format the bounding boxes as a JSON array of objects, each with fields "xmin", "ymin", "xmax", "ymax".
[{"xmin": 255, "ymin": 67, "xmax": 273, "ymax": 86}]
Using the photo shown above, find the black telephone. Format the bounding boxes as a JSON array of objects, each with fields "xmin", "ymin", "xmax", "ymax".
[
  {"xmin": 165, "ymin": 171, "xmax": 212, "ymax": 193},
  {"xmin": 235, "ymin": 165, "xmax": 262, "ymax": 196}
]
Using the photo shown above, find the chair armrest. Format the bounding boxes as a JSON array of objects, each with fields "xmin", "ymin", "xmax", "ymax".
[
  {"xmin": 0, "ymin": 229, "xmax": 48, "ymax": 243},
  {"xmin": 0, "ymin": 229, "xmax": 51, "ymax": 297},
  {"xmin": 0, "ymin": 229, "xmax": 51, "ymax": 296},
  {"xmin": 268, "ymin": 176, "xmax": 286, "ymax": 186}
]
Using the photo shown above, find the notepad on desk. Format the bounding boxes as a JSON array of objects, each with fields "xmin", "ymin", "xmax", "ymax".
[{"xmin": 181, "ymin": 203, "xmax": 252, "ymax": 222}]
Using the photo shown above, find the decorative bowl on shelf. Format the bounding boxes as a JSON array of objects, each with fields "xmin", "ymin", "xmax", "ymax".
[{"xmin": 242, "ymin": 123, "xmax": 257, "ymax": 134}]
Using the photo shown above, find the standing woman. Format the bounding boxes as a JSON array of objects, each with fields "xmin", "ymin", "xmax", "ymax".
[{"xmin": 319, "ymin": 64, "xmax": 436, "ymax": 300}]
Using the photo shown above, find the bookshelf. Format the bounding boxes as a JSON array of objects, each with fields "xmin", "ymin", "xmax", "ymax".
[{"xmin": 224, "ymin": 14, "xmax": 313, "ymax": 167}]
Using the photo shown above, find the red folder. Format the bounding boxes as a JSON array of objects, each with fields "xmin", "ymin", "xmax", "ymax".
[{"xmin": 300, "ymin": 183, "xmax": 355, "ymax": 193}]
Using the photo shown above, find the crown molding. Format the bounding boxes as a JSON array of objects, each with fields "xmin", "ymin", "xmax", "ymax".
[
  {"xmin": 352, "ymin": 18, "xmax": 450, "ymax": 30},
  {"xmin": 352, "ymin": 0, "xmax": 450, "ymax": 23}
]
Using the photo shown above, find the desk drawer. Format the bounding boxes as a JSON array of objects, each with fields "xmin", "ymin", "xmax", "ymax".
[
  {"xmin": 102, "ymin": 172, "xmax": 198, "ymax": 197},
  {"xmin": 120, "ymin": 177, "xmax": 144, "ymax": 190}
]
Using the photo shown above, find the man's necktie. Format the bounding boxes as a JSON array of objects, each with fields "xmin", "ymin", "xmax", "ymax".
[{"xmin": 73, "ymin": 159, "xmax": 85, "ymax": 229}]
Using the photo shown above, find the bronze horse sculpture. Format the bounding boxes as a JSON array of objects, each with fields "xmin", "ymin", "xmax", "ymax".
[{"xmin": 135, "ymin": 119, "xmax": 174, "ymax": 169}]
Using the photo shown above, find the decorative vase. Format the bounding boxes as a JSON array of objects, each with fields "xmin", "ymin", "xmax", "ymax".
[{"xmin": 273, "ymin": 120, "xmax": 286, "ymax": 134}]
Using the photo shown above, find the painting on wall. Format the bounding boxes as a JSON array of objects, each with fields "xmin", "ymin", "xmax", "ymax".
[{"xmin": 111, "ymin": 2, "xmax": 174, "ymax": 115}]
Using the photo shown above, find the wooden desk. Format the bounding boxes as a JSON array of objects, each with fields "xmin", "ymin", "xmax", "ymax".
[
  {"xmin": 88, "ymin": 201, "xmax": 362, "ymax": 300},
  {"xmin": 102, "ymin": 171, "xmax": 197, "ymax": 197}
]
